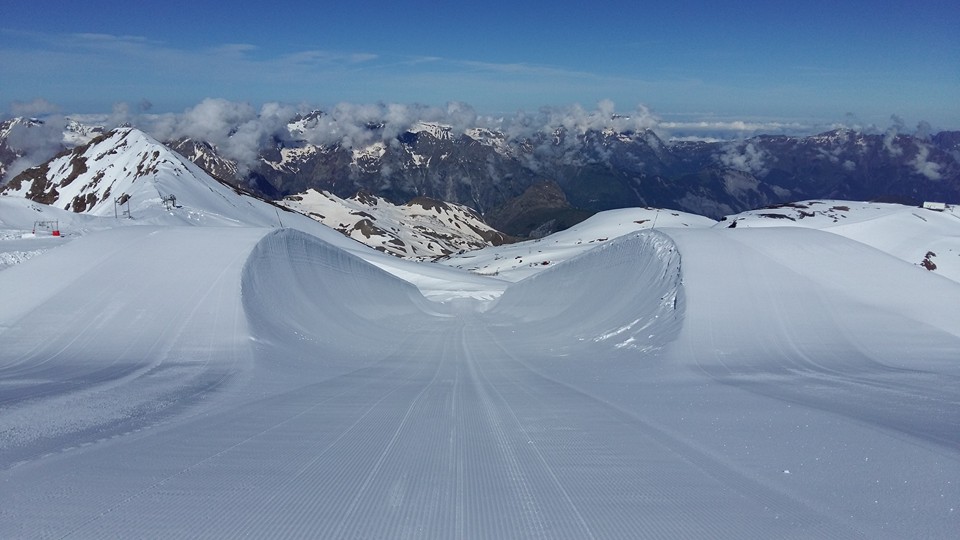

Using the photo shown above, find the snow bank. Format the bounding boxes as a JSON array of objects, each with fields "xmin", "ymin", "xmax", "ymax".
[
  {"xmin": 241, "ymin": 228, "xmax": 442, "ymax": 370},
  {"xmin": 490, "ymin": 230, "xmax": 684, "ymax": 353},
  {"xmin": 441, "ymin": 206, "xmax": 713, "ymax": 282}
]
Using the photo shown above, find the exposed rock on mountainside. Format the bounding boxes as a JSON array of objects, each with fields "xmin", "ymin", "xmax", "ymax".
[
  {"xmin": 244, "ymin": 117, "xmax": 960, "ymax": 232},
  {"xmin": 0, "ymin": 127, "xmax": 513, "ymax": 258},
  {"xmin": 279, "ymin": 189, "xmax": 512, "ymax": 259},
  {"xmin": 3, "ymin": 114, "xmax": 959, "ymax": 239}
]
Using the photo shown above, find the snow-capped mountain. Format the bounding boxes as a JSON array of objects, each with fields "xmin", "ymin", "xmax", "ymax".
[
  {"xmin": 279, "ymin": 189, "xmax": 510, "ymax": 259},
  {"xmin": 240, "ymin": 118, "xmax": 960, "ymax": 236},
  {"xmin": 0, "ymin": 127, "xmax": 512, "ymax": 258},
  {"xmin": 63, "ymin": 117, "xmax": 106, "ymax": 146},
  {"xmin": 165, "ymin": 137, "xmax": 245, "ymax": 186},
  {"xmin": 254, "ymin": 116, "xmax": 542, "ymax": 226},
  {"xmin": 0, "ymin": 117, "xmax": 50, "ymax": 181},
  {"xmin": 3, "ymin": 112, "xmax": 959, "ymax": 241},
  {"xmin": 0, "ymin": 116, "xmax": 106, "ymax": 181},
  {"xmin": 0, "ymin": 127, "xmax": 284, "ymax": 226}
]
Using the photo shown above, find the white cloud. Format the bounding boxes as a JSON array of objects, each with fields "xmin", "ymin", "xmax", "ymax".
[
  {"xmin": 909, "ymin": 145, "xmax": 942, "ymax": 181},
  {"xmin": 290, "ymin": 102, "xmax": 481, "ymax": 150},
  {"xmin": 500, "ymin": 101, "xmax": 658, "ymax": 140},
  {"xmin": 658, "ymin": 119, "xmax": 810, "ymax": 134},
  {"xmin": 718, "ymin": 141, "xmax": 770, "ymax": 176},
  {"xmin": 1, "ymin": 113, "xmax": 67, "ymax": 182},
  {"xmin": 145, "ymin": 99, "xmax": 299, "ymax": 170},
  {"xmin": 883, "ymin": 115, "xmax": 905, "ymax": 157}
]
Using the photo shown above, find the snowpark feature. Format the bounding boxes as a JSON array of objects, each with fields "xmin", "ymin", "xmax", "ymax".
[{"xmin": 2, "ymin": 134, "xmax": 960, "ymax": 537}]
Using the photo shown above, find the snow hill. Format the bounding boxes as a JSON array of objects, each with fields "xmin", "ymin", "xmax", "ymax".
[
  {"xmin": 1, "ymin": 163, "xmax": 959, "ymax": 535},
  {"xmin": 440, "ymin": 206, "xmax": 715, "ymax": 281},
  {"xmin": 721, "ymin": 200, "xmax": 960, "ymax": 283}
]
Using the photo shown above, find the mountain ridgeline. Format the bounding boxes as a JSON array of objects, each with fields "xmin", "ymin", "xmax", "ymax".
[
  {"xmin": 221, "ymin": 117, "xmax": 960, "ymax": 236},
  {"xmin": 3, "ymin": 114, "xmax": 959, "ymax": 238}
]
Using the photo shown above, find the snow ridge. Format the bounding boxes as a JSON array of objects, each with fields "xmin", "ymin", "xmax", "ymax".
[{"xmin": 491, "ymin": 230, "xmax": 684, "ymax": 352}]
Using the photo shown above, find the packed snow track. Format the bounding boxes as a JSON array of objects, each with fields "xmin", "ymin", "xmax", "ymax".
[{"xmin": 1, "ymin": 227, "xmax": 958, "ymax": 538}]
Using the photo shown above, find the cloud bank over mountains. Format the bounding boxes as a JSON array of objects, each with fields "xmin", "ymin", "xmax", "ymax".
[{"xmin": 1, "ymin": 97, "xmax": 950, "ymax": 182}]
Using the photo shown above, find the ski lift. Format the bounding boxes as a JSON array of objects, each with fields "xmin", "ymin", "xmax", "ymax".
[
  {"xmin": 32, "ymin": 220, "xmax": 60, "ymax": 236},
  {"xmin": 114, "ymin": 194, "xmax": 132, "ymax": 218}
]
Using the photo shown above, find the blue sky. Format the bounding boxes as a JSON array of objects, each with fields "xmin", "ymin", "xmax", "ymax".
[{"xmin": 2, "ymin": 0, "xmax": 958, "ymax": 130}]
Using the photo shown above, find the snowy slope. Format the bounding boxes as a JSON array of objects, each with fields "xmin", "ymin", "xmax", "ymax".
[
  {"xmin": 1, "ymin": 210, "xmax": 959, "ymax": 538},
  {"xmin": 241, "ymin": 228, "xmax": 446, "ymax": 374},
  {"xmin": 721, "ymin": 200, "xmax": 960, "ymax": 282},
  {"xmin": 0, "ymin": 226, "xmax": 268, "ymax": 465},
  {"xmin": 489, "ymin": 226, "xmax": 960, "ymax": 539},
  {"xmin": 0, "ymin": 197, "xmax": 100, "ymax": 269},
  {"xmin": 1, "ymin": 127, "xmax": 291, "ymax": 227},
  {"xmin": 279, "ymin": 188, "xmax": 508, "ymax": 259},
  {"xmin": 441, "ymin": 206, "xmax": 715, "ymax": 281},
  {"xmin": 667, "ymin": 227, "xmax": 960, "ymax": 372}
]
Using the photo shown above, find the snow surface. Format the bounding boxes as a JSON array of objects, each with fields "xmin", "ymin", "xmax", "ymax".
[
  {"xmin": 722, "ymin": 200, "xmax": 960, "ymax": 283},
  {"xmin": 2, "ymin": 187, "xmax": 959, "ymax": 537},
  {"xmin": 440, "ymin": 206, "xmax": 715, "ymax": 282}
]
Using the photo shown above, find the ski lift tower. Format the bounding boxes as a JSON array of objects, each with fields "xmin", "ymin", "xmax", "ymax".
[{"xmin": 114, "ymin": 194, "xmax": 132, "ymax": 219}]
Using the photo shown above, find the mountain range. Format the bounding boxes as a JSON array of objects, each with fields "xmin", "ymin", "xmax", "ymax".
[
  {"xmin": 3, "ymin": 114, "xmax": 958, "ymax": 239},
  {"xmin": 0, "ymin": 126, "xmax": 509, "ymax": 259}
]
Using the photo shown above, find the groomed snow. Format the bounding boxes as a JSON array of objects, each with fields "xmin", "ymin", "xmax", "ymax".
[
  {"xmin": 1, "ymin": 196, "xmax": 959, "ymax": 537},
  {"xmin": 721, "ymin": 200, "xmax": 960, "ymax": 283}
]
